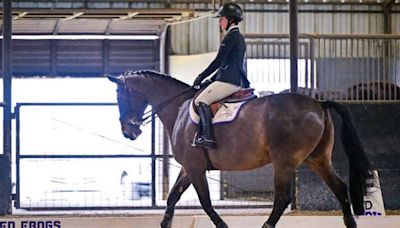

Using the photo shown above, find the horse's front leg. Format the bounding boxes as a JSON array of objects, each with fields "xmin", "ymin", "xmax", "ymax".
[
  {"xmin": 160, "ymin": 167, "xmax": 191, "ymax": 228},
  {"xmin": 189, "ymin": 168, "xmax": 228, "ymax": 228}
]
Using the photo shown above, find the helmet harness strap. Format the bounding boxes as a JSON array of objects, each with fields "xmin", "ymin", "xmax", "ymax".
[{"xmin": 225, "ymin": 18, "xmax": 235, "ymax": 31}]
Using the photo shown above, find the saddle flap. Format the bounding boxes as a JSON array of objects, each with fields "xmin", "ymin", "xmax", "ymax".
[
  {"xmin": 191, "ymin": 101, "xmax": 221, "ymax": 116},
  {"xmin": 189, "ymin": 100, "xmax": 248, "ymax": 125},
  {"xmin": 192, "ymin": 88, "xmax": 256, "ymax": 115}
]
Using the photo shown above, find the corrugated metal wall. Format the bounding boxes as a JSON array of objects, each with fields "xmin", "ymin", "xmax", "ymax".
[
  {"xmin": 169, "ymin": 3, "xmax": 399, "ymax": 55},
  {"xmin": 2, "ymin": 2, "xmax": 399, "ymax": 75},
  {"xmin": 394, "ymin": 5, "xmax": 400, "ymax": 33},
  {"xmin": 169, "ymin": 13, "xmax": 219, "ymax": 55},
  {"xmin": 0, "ymin": 15, "xmax": 164, "ymax": 77},
  {"xmin": 0, "ymin": 39, "xmax": 159, "ymax": 76}
]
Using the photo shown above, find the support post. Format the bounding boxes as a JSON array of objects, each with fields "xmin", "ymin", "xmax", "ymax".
[
  {"xmin": 289, "ymin": 0, "xmax": 298, "ymax": 209},
  {"xmin": 160, "ymin": 25, "xmax": 170, "ymax": 200},
  {"xmin": 1, "ymin": 0, "xmax": 13, "ymax": 215},
  {"xmin": 383, "ymin": 0, "xmax": 394, "ymax": 82},
  {"xmin": 289, "ymin": 0, "xmax": 299, "ymax": 93}
]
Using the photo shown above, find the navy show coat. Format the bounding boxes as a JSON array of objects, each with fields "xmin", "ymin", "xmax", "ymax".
[{"xmin": 196, "ymin": 27, "xmax": 250, "ymax": 88}]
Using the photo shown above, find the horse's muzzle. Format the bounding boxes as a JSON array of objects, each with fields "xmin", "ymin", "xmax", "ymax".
[
  {"xmin": 123, "ymin": 131, "xmax": 135, "ymax": 140},
  {"xmin": 123, "ymin": 128, "xmax": 142, "ymax": 140}
]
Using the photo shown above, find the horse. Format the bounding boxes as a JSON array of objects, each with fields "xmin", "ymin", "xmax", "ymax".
[
  {"xmin": 107, "ymin": 70, "xmax": 373, "ymax": 228},
  {"xmin": 347, "ymin": 81, "xmax": 400, "ymax": 100}
]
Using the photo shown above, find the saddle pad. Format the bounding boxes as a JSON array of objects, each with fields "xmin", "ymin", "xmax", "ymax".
[{"xmin": 189, "ymin": 100, "xmax": 247, "ymax": 125}]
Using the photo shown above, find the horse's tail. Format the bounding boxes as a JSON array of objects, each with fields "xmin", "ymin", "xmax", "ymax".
[{"xmin": 321, "ymin": 101, "xmax": 373, "ymax": 215}]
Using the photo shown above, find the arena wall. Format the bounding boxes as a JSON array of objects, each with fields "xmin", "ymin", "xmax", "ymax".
[{"xmin": 298, "ymin": 102, "xmax": 400, "ymax": 210}]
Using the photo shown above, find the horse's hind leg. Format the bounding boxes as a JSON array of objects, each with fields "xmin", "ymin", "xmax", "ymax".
[
  {"xmin": 161, "ymin": 168, "xmax": 191, "ymax": 228},
  {"xmin": 305, "ymin": 111, "xmax": 356, "ymax": 228},
  {"xmin": 262, "ymin": 165, "xmax": 296, "ymax": 228},
  {"xmin": 305, "ymin": 158, "xmax": 356, "ymax": 228},
  {"xmin": 189, "ymin": 169, "xmax": 227, "ymax": 228}
]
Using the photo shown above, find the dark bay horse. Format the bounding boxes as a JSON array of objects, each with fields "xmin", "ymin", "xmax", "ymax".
[{"xmin": 107, "ymin": 70, "xmax": 373, "ymax": 228}]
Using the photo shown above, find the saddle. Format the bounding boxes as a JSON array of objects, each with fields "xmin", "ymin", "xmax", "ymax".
[{"xmin": 190, "ymin": 88, "xmax": 257, "ymax": 124}]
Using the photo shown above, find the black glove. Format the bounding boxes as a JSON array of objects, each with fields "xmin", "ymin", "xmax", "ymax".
[
  {"xmin": 201, "ymin": 79, "xmax": 213, "ymax": 88},
  {"xmin": 193, "ymin": 75, "xmax": 204, "ymax": 87}
]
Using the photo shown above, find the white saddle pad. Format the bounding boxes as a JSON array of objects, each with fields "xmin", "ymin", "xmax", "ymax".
[{"xmin": 189, "ymin": 100, "xmax": 247, "ymax": 125}]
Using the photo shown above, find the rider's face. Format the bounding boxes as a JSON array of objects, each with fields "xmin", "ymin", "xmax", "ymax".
[{"xmin": 219, "ymin": 16, "xmax": 228, "ymax": 31}]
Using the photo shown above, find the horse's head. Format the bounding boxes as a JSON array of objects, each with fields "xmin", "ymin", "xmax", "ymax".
[{"xmin": 108, "ymin": 74, "xmax": 148, "ymax": 140}]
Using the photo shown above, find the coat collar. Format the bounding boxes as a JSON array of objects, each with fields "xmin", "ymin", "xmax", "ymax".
[{"xmin": 227, "ymin": 25, "xmax": 239, "ymax": 33}]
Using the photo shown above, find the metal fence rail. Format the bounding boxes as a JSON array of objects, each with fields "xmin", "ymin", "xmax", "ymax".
[
  {"xmin": 13, "ymin": 102, "xmax": 273, "ymax": 210},
  {"xmin": 14, "ymin": 102, "xmax": 159, "ymax": 209},
  {"xmin": 245, "ymin": 33, "xmax": 400, "ymax": 101}
]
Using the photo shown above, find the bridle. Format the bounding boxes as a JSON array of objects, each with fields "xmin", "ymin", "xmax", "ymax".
[
  {"xmin": 118, "ymin": 77, "xmax": 146, "ymax": 128},
  {"xmin": 119, "ymin": 79, "xmax": 195, "ymax": 127}
]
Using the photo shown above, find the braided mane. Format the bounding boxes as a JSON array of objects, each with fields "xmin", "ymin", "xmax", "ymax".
[{"xmin": 122, "ymin": 70, "xmax": 189, "ymax": 87}]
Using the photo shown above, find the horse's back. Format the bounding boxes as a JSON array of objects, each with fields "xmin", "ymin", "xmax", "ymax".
[
  {"xmin": 241, "ymin": 93, "xmax": 323, "ymax": 123},
  {"xmin": 173, "ymin": 93, "xmax": 326, "ymax": 171},
  {"xmin": 256, "ymin": 92, "xmax": 321, "ymax": 110}
]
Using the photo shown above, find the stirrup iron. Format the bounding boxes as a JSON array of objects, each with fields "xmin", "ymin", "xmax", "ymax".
[{"xmin": 191, "ymin": 132, "xmax": 199, "ymax": 147}]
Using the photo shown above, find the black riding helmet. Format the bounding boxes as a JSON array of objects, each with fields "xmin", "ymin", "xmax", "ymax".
[{"xmin": 215, "ymin": 2, "xmax": 243, "ymax": 23}]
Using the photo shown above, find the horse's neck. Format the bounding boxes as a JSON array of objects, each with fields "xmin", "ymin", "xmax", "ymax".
[
  {"xmin": 139, "ymin": 77, "xmax": 193, "ymax": 136},
  {"xmin": 155, "ymin": 90, "xmax": 194, "ymax": 137},
  {"xmin": 157, "ymin": 99, "xmax": 185, "ymax": 136}
]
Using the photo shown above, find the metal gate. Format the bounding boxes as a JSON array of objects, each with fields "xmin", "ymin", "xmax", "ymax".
[
  {"xmin": 244, "ymin": 33, "xmax": 400, "ymax": 101},
  {"xmin": 13, "ymin": 102, "xmax": 272, "ymax": 210},
  {"xmin": 14, "ymin": 102, "xmax": 165, "ymax": 209}
]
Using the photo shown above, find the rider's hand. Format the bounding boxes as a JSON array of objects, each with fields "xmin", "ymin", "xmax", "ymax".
[{"xmin": 193, "ymin": 76, "xmax": 203, "ymax": 88}]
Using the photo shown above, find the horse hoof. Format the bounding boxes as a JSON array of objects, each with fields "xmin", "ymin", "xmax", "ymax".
[
  {"xmin": 160, "ymin": 220, "xmax": 171, "ymax": 228},
  {"xmin": 216, "ymin": 221, "xmax": 228, "ymax": 228},
  {"xmin": 344, "ymin": 216, "xmax": 357, "ymax": 228},
  {"xmin": 261, "ymin": 222, "xmax": 274, "ymax": 228}
]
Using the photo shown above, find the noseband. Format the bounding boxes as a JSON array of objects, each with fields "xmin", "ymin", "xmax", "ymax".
[
  {"xmin": 119, "ymin": 78, "xmax": 195, "ymax": 126},
  {"xmin": 129, "ymin": 118, "xmax": 143, "ymax": 127},
  {"xmin": 118, "ymin": 80, "xmax": 146, "ymax": 128}
]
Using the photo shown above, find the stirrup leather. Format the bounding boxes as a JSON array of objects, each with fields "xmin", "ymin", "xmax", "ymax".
[
  {"xmin": 194, "ymin": 136, "xmax": 216, "ymax": 149},
  {"xmin": 191, "ymin": 132, "xmax": 216, "ymax": 149},
  {"xmin": 190, "ymin": 132, "xmax": 199, "ymax": 147}
]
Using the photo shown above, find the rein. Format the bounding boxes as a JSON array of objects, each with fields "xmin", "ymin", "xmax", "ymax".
[{"xmin": 140, "ymin": 86, "xmax": 195, "ymax": 125}]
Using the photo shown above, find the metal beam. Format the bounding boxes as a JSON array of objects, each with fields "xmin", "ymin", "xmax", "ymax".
[
  {"xmin": 383, "ymin": 0, "xmax": 396, "ymax": 8},
  {"xmin": 289, "ymin": 0, "xmax": 299, "ymax": 94},
  {"xmin": 1, "ymin": 0, "xmax": 12, "ymax": 215},
  {"xmin": 244, "ymin": 33, "xmax": 400, "ymax": 39},
  {"xmin": 289, "ymin": 0, "xmax": 299, "ymax": 210},
  {"xmin": 382, "ymin": 0, "xmax": 393, "ymax": 88},
  {"xmin": 1, "ymin": 8, "xmax": 193, "ymax": 16},
  {"xmin": 62, "ymin": 12, "xmax": 84, "ymax": 21},
  {"xmin": 8, "ymin": 0, "xmax": 397, "ymax": 5},
  {"xmin": 12, "ymin": 12, "xmax": 27, "ymax": 20},
  {"xmin": 119, "ymin": 12, "xmax": 139, "ymax": 20},
  {"xmin": 383, "ymin": 0, "xmax": 394, "ymax": 34}
]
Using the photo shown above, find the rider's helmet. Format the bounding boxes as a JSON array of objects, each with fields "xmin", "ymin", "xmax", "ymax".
[{"xmin": 215, "ymin": 2, "xmax": 243, "ymax": 23}]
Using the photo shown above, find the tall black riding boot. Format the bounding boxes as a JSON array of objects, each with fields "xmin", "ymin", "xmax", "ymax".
[{"xmin": 194, "ymin": 102, "xmax": 216, "ymax": 149}]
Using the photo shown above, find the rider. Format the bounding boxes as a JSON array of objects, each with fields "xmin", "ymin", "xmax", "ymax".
[{"xmin": 193, "ymin": 2, "xmax": 250, "ymax": 149}]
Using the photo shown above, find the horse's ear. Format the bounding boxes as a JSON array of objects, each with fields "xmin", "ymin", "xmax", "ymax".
[{"xmin": 106, "ymin": 75, "xmax": 123, "ymax": 84}]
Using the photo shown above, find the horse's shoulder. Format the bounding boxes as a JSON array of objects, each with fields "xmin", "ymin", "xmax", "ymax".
[
  {"xmin": 175, "ymin": 99, "xmax": 192, "ymax": 124},
  {"xmin": 179, "ymin": 99, "xmax": 191, "ymax": 112}
]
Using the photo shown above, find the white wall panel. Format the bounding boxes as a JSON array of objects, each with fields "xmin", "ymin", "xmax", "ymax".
[
  {"xmin": 394, "ymin": 14, "xmax": 400, "ymax": 33},
  {"xmin": 392, "ymin": 5, "xmax": 400, "ymax": 33},
  {"xmin": 299, "ymin": 5, "xmax": 316, "ymax": 33}
]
